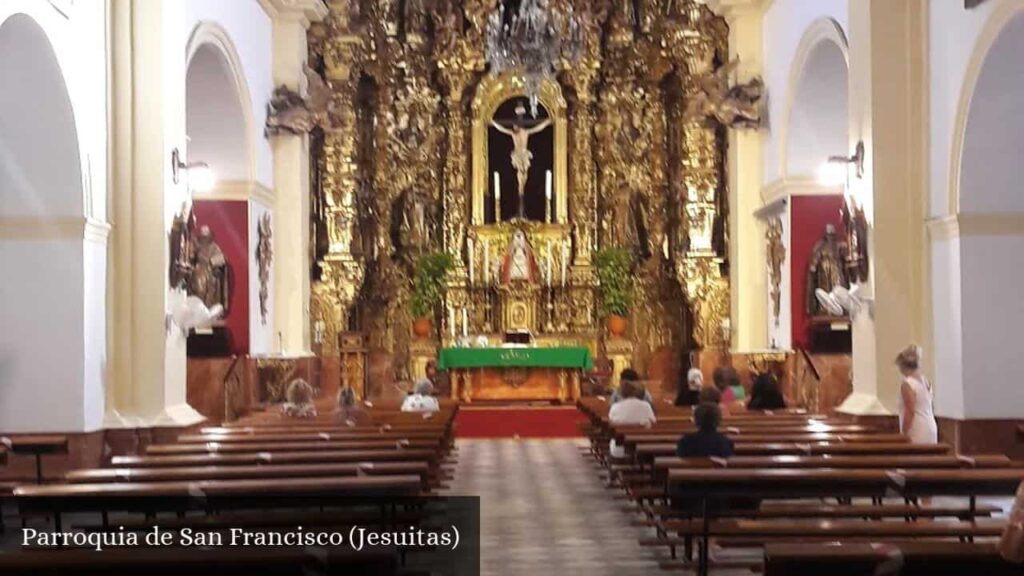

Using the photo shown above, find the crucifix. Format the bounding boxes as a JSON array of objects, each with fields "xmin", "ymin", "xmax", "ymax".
[{"xmin": 491, "ymin": 103, "xmax": 552, "ymax": 219}]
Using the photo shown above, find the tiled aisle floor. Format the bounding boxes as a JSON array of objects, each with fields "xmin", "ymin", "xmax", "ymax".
[{"xmin": 446, "ymin": 438, "xmax": 669, "ymax": 576}]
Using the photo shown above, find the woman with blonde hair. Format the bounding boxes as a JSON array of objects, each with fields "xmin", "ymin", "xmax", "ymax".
[{"xmin": 895, "ymin": 345, "xmax": 937, "ymax": 445}]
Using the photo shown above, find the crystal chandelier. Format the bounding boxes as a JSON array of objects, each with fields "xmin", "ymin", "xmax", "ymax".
[{"xmin": 486, "ymin": 0, "xmax": 582, "ymax": 117}]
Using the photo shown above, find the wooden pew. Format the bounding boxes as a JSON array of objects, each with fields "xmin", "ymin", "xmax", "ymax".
[
  {"xmin": 65, "ymin": 462, "xmax": 432, "ymax": 487},
  {"xmin": 3, "ymin": 435, "xmax": 69, "ymax": 484},
  {"xmin": 633, "ymin": 442, "xmax": 951, "ymax": 469},
  {"xmin": 0, "ymin": 547, "xmax": 402, "ymax": 576},
  {"xmin": 764, "ymin": 542, "xmax": 1023, "ymax": 576},
  {"xmin": 146, "ymin": 439, "xmax": 442, "ymax": 455},
  {"xmin": 15, "ymin": 475, "xmax": 423, "ymax": 530},
  {"xmin": 178, "ymin": 430, "xmax": 446, "ymax": 444},
  {"xmin": 111, "ymin": 449, "xmax": 442, "ymax": 469}
]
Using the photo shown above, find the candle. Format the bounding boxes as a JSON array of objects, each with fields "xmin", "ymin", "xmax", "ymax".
[
  {"xmin": 545, "ymin": 170, "xmax": 553, "ymax": 223},
  {"xmin": 483, "ymin": 238, "xmax": 490, "ymax": 285},
  {"xmin": 493, "ymin": 171, "xmax": 501, "ymax": 223},
  {"xmin": 468, "ymin": 237, "xmax": 475, "ymax": 285},
  {"xmin": 561, "ymin": 243, "xmax": 568, "ymax": 287},
  {"xmin": 449, "ymin": 308, "xmax": 456, "ymax": 338},
  {"xmin": 462, "ymin": 308, "xmax": 468, "ymax": 338}
]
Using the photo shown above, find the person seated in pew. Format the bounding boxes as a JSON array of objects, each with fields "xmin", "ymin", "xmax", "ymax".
[
  {"xmin": 1000, "ymin": 481, "xmax": 1024, "ymax": 563},
  {"xmin": 676, "ymin": 402, "xmax": 734, "ymax": 459},
  {"xmin": 697, "ymin": 386, "xmax": 729, "ymax": 417},
  {"xmin": 281, "ymin": 379, "xmax": 317, "ymax": 418},
  {"xmin": 337, "ymin": 386, "xmax": 371, "ymax": 426},
  {"xmin": 608, "ymin": 379, "xmax": 657, "ymax": 458},
  {"xmin": 747, "ymin": 372, "xmax": 786, "ymax": 411},
  {"xmin": 675, "ymin": 368, "xmax": 704, "ymax": 407},
  {"xmin": 610, "ymin": 368, "xmax": 653, "ymax": 405},
  {"xmin": 401, "ymin": 378, "xmax": 440, "ymax": 413},
  {"xmin": 712, "ymin": 365, "xmax": 746, "ymax": 408}
]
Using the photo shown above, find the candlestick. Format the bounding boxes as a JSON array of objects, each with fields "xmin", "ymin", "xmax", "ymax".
[
  {"xmin": 468, "ymin": 237, "xmax": 475, "ymax": 285},
  {"xmin": 449, "ymin": 308, "xmax": 456, "ymax": 339},
  {"xmin": 493, "ymin": 171, "xmax": 501, "ymax": 223},
  {"xmin": 545, "ymin": 170, "xmax": 553, "ymax": 224},
  {"xmin": 461, "ymin": 308, "xmax": 468, "ymax": 338},
  {"xmin": 546, "ymin": 240, "xmax": 552, "ymax": 287},
  {"xmin": 483, "ymin": 238, "xmax": 490, "ymax": 285}
]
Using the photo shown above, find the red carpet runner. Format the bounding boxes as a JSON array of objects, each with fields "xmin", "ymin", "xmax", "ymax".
[{"xmin": 454, "ymin": 406, "xmax": 587, "ymax": 438}]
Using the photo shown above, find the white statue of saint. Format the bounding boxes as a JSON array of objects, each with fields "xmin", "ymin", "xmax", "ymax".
[{"xmin": 499, "ymin": 230, "xmax": 540, "ymax": 284}]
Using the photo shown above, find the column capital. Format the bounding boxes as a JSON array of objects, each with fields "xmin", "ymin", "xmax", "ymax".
[{"xmin": 259, "ymin": 0, "xmax": 329, "ymax": 28}]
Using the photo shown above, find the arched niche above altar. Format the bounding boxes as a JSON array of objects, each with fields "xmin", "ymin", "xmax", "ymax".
[{"xmin": 471, "ymin": 75, "xmax": 568, "ymax": 226}]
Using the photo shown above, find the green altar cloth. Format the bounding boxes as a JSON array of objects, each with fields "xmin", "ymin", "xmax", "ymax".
[{"xmin": 438, "ymin": 347, "xmax": 593, "ymax": 371}]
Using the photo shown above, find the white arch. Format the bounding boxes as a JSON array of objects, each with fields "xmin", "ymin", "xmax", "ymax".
[
  {"xmin": 0, "ymin": 12, "xmax": 82, "ymax": 218},
  {"xmin": 949, "ymin": 0, "xmax": 1024, "ymax": 216},
  {"xmin": 184, "ymin": 21, "xmax": 256, "ymax": 183},
  {"xmin": 0, "ymin": 5, "xmax": 88, "ymax": 218},
  {"xmin": 779, "ymin": 17, "xmax": 850, "ymax": 178}
]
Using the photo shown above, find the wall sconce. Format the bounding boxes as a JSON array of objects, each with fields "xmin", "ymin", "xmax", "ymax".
[{"xmin": 171, "ymin": 148, "xmax": 215, "ymax": 192}]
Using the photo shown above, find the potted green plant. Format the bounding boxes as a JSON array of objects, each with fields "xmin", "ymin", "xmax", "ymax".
[
  {"xmin": 410, "ymin": 251, "xmax": 455, "ymax": 339},
  {"xmin": 593, "ymin": 248, "xmax": 634, "ymax": 337}
]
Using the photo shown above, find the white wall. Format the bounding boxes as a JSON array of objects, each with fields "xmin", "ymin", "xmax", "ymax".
[
  {"xmin": 186, "ymin": 44, "xmax": 251, "ymax": 182},
  {"xmin": 249, "ymin": 200, "xmax": 275, "ymax": 354},
  {"xmin": 762, "ymin": 0, "xmax": 849, "ymax": 185},
  {"xmin": 929, "ymin": 236, "xmax": 964, "ymax": 419},
  {"xmin": 0, "ymin": 1, "xmax": 108, "ymax": 433},
  {"xmin": 785, "ymin": 41, "xmax": 848, "ymax": 177}
]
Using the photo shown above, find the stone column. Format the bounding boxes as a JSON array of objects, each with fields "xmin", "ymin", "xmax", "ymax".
[
  {"xmin": 838, "ymin": 0, "xmax": 928, "ymax": 415},
  {"xmin": 267, "ymin": 0, "xmax": 328, "ymax": 355},
  {"xmin": 106, "ymin": 0, "xmax": 202, "ymax": 428}
]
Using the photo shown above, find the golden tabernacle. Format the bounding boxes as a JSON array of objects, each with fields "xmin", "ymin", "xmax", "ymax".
[{"xmin": 307, "ymin": 1, "xmax": 738, "ymax": 398}]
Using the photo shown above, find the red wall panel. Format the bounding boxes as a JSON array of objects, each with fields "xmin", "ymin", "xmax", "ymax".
[
  {"xmin": 192, "ymin": 200, "xmax": 250, "ymax": 354},
  {"xmin": 790, "ymin": 195, "xmax": 845, "ymax": 349}
]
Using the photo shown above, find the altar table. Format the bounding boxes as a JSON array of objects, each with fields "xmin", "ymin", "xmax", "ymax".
[{"xmin": 438, "ymin": 347, "xmax": 593, "ymax": 403}]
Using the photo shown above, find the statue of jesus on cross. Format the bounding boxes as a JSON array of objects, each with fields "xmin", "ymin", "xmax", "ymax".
[{"xmin": 491, "ymin": 103, "xmax": 551, "ymax": 219}]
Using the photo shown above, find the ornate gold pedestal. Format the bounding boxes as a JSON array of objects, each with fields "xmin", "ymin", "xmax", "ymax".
[
  {"xmin": 605, "ymin": 337, "xmax": 635, "ymax": 390},
  {"xmin": 409, "ymin": 339, "xmax": 438, "ymax": 382},
  {"xmin": 338, "ymin": 332, "xmax": 367, "ymax": 400}
]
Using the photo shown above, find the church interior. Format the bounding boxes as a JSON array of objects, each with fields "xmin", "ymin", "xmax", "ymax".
[{"xmin": 2, "ymin": 0, "xmax": 1024, "ymax": 573}]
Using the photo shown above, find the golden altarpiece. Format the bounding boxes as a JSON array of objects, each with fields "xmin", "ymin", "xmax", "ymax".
[{"xmin": 308, "ymin": 0, "xmax": 732, "ymax": 397}]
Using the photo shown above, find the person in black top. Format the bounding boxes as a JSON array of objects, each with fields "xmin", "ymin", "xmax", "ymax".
[
  {"xmin": 674, "ymin": 368, "xmax": 704, "ymax": 407},
  {"xmin": 676, "ymin": 402, "xmax": 735, "ymax": 458},
  {"xmin": 747, "ymin": 372, "xmax": 786, "ymax": 411}
]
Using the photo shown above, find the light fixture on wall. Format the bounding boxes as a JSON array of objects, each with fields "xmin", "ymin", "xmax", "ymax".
[
  {"xmin": 818, "ymin": 141, "xmax": 871, "ymax": 284},
  {"xmin": 171, "ymin": 148, "xmax": 215, "ymax": 192},
  {"xmin": 817, "ymin": 140, "xmax": 865, "ymax": 187}
]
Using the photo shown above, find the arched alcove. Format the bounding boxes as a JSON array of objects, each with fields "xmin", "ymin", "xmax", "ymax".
[
  {"xmin": 958, "ymin": 12, "xmax": 1024, "ymax": 214},
  {"xmin": 785, "ymin": 38, "xmax": 849, "ymax": 177},
  {"xmin": 0, "ymin": 13, "xmax": 82, "ymax": 217},
  {"xmin": 0, "ymin": 13, "xmax": 90, "ymax": 431},
  {"xmin": 186, "ymin": 42, "xmax": 251, "ymax": 183}
]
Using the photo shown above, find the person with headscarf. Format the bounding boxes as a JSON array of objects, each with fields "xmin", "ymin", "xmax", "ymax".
[
  {"xmin": 675, "ymin": 368, "xmax": 704, "ymax": 407},
  {"xmin": 401, "ymin": 377, "xmax": 440, "ymax": 413}
]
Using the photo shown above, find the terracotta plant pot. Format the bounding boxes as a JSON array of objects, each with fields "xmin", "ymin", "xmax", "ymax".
[
  {"xmin": 606, "ymin": 314, "xmax": 628, "ymax": 337},
  {"xmin": 413, "ymin": 316, "xmax": 432, "ymax": 339}
]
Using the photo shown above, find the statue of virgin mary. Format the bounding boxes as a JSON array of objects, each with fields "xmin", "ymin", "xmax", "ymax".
[{"xmin": 499, "ymin": 230, "xmax": 540, "ymax": 284}]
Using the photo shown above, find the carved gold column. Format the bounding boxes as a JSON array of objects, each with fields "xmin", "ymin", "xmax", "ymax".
[
  {"xmin": 676, "ymin": 26, "xmax": 730, "ymax": 350},
  {"xmin": 312, "ymin": 8, "xmax": 367, "ymax": 352}
]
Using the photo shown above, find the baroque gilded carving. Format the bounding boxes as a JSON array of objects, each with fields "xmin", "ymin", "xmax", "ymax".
[
  {"xmin": 310, "ymin": 0, "xmax": 733, "ymax": 372},
  {"xmin": 766, "ymin": 217, "xmax": 785, "ymax": 325}
]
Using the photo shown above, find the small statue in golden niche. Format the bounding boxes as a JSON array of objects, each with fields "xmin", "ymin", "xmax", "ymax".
[
  {"xmin": 189, "ymin": 225, "xmax": 231, "ymax": 315},
  {"xmin": 806, "ymin": 223, "xmax": 849, "ymax": 317},
  {"xmin": 499, "ymin": 230, "xmax": 541, "ymax": 285},
  {"xmin": 394, "ymin": 188, "xmax": 434, "ymax": 259}
]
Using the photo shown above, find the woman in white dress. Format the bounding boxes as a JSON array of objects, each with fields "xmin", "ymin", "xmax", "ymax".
[{"xmin": 895, "ymin": 345, "xmax": 937, "ymax": 444}]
